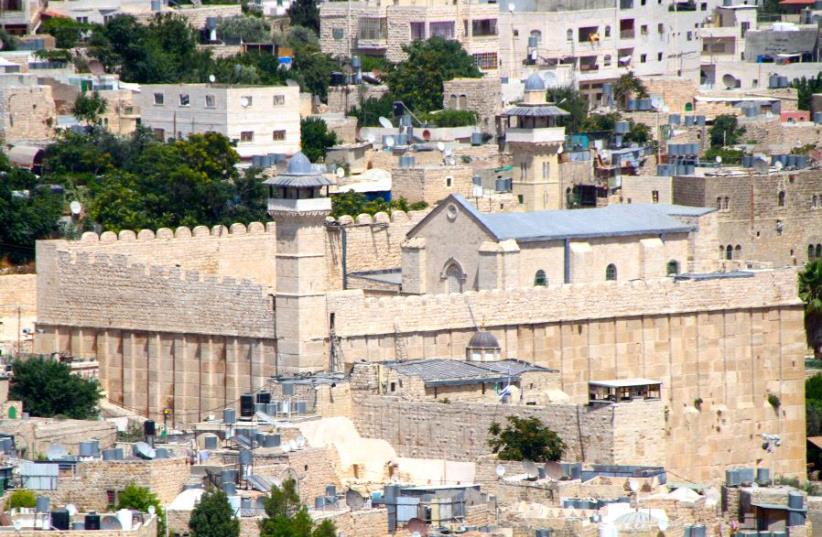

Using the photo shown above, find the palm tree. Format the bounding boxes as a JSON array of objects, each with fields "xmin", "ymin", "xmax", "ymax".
[
  {"xmin": 613, "ymin": 71, "xmax": 649, "ymax": 109},
  {"xmin": 799, "ymin": 260, "xmax": 822, "ymax": 357}
]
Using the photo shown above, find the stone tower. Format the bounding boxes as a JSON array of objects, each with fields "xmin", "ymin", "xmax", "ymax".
[
  {"xmin": 264, "ymin": 152, "xmax": 332, "ymax": 373},
  {"xmin": 502, "ymin": 73, "xmax": 568, "ymax": 211}
]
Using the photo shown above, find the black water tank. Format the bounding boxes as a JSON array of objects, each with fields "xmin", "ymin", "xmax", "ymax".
[
  {"xmin": 256, "ymin": 392, "xmax": 271, "ymax": 405},
  {"xmin": 51, "ymin": 509, "xmax": 70, "ymax": 530},
  {"xmin": 143, "ymin": 420, "xmax": 156, "ymax": 437},
  {"xmin": 330, "ymin": 72, "xmax": 345, "ymax": 86},
  {"xmin": 240, "ymin": 394, "xmax": 254, "ymax": 417},
  {"xmin": 85, "ymin": 512, "xmax": 101, "ymax": 530}
]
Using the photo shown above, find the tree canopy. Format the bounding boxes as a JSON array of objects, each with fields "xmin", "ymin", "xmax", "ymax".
[
  {"xmin": 189, "ymin": 490, "xmax": 240, "ymax": 537},
  {"xmin": 40, "ymin": 17, "xmax": 89, "ymax": 49},
  {"xmin": 710, "ymin": 114, "xmax": 746, "ymax": 148},
  {"xmin": 385, "ymin": 37, "xmax": 481, "ymax": 113},
  {"xmin": 74, "ymin": 91, "xmax": 108, "ymax": 126},
  {"xmin": 488, "ymin": 415, "xmax": 565, "ymax": 462},
  {"xmin": 793, "ymin": 74, "xmax": 822, "ymax": 112},
  {"xmin": 217, "ymin": 16, "xmax": 271, "ymax": 43},
  {"xmin": 613, "ymin": 71, "xmax": 648, "ymax": 108},
  {"xmin": 800, "ymin": 260, "xmax": 822, "ymax": 357},
  {"xmin": 117, "ymin": 484, "xmax": 166, "ymax": 537},
  {"xmin": 259, "ymin": 479, "xmax": 337, "ymax": 537},
  {"xmin": 331, "ymin": 191, "xmax": 427, "ymax": 219},
  {"xmin": 300, "ymin": 117, "xmax": 337, "ymax": 162},
  {"xmin": 9, "ymin": 356, "xmax": 102, "ymax": 419},
  {"xmin": 286, "ymin": 0, "xmax": 320, "ymax": 34}
]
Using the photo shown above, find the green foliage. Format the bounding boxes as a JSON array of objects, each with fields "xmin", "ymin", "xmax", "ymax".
[
  {"xmin": 300, "ymin": 117, "xmax": 338, "ymax": 162},
  {"xmin": 0, "ymin": 159, "xmax": 64, "ymax": 264},
  {"xmin": 330, "ymin": 190, "xmax": 427, "ymax": 219},
  {"xmin": 41, "ymin": 17, "xmax": 90, "ymax": 49},
  {"xmin": 418, "ymin": 109, "xmax": 477, "ymax": 127},
  {"xmin": 791, "ymin": 74, "xmax": 822, "ymax": 111},
  {"xmin": 385, "ymin": 37, "xmax": 481, "ymax": 113},
  {"xmin": 0, "ymin": 28, "xmax": 19, "ymax": 51},
  {"xmin": 624, "ymin": 120, "xmax": 652, "ymax": 144},
  {"xmin": 791, "ymin": 143, "xmax": 816, "ymax": 155},
  {"xmin": 488, "ymin": 415, "xmax": 565, "ymax": 462},
  {"xmin": 546, "ymin": 86, "xmax": 589, "ymax": 134},
  {"xmin": 767, "ymin": 393, "xmax": 781, "ymax": 409},
  {"xmin": 709, "ymin": 114, "xmax": 745, "ymax": 148},
  {"xmin": 7, "ymin": 489, "xmax": 37, "ymax": 510},
  {"xmin": 216, "ymin": 15, "xmax": 270, "ymax": 43},
  {"xmin": 694, "ymin": 397, "xmax": 703, "ymax": 409},
  {"xmin": 360, "ymin": 55, "xmax": 392, "ymax": 73},
  {"xmin": 613, "ymin": 72, "xmax": 648, "ymax": 108},
  {"xmin": 259, "ymin": 479, "xmax": 337, "ymax": 537},
  {"xmin": 117, "ymin": 484, "xmax": 166, "ymax": 537},
  {"xmin": 189, "ymin": 489, "xmax": 240, "ymax": 537},
  {"xmin": 34, "ymin": 48, "xmax": 73, "ymax": 63},
  {"xmin": 582, "ymin": 112, "xmax": 620, "ymax": 132},
  {"xmin": 704, "ymin": 147, "xmax": 743, "ymax": 165},
  {"xmin": 74, "ymin": 91, "xmax": 108, "ymax": 126},
  {"xmin": 800, "ymin": 260, "xmax": 822, "ymax": 356},
  {"xmin": 351, "ymin": 94, "xmax": 395, "ymax": 127},
  {"xmin": 286, "ymin": 0, "xmax": 319, "ymax": 34},
  {"xmin": 9, "ymin": 356, "xmax": 102, "ymax": 418}
]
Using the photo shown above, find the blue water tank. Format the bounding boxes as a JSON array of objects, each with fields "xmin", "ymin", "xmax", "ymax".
[
  {"xmin": 471, "ymin": 132, "xmax": 483, "ymax": 146},
  {"xmin": 627, "ymin": 99, "xmax": 638, "ymax": 111},
  {"xmin": 669, "ymin": 114, "xmax": 681, "ymax": 125}
]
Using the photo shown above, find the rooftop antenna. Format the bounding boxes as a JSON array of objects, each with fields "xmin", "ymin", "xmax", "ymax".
[{"xmin": 378, "ymin": 116, "xmax": 394, "ymax": 129}]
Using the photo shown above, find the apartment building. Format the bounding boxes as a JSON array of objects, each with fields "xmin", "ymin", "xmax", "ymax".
[
  {"xmin": 497, "ymin": 0, "xmax": 724, "ymax": 103},
  {"xmin": 45, "ymin": 0, "xmax": 154, "ymax": 26},
  {"xmin": 319, "ymin": 0, "xmax": 500, "ymax": 73},
  {"xmin": 135, "ymin": 84, "xmax": 301, "ymax": 159}
]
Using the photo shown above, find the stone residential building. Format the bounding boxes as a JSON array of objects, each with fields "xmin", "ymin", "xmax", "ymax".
[
  {"xmin": 135, "ymin": 83, "xmax": 301, "ymax": 159},
  {"xmin": 0, "ymin": 75, "xmax": 56, "ymax": 142},
  {"xmin": 319, "ymin": 0, "xmax": 500, "ymax": 73},
  {"xmin": 442, "ymin": 77, "xmax": 502, "ymax": 134},
  {"xmin": 33, "ymin": 151, "xmax": 807, "ymax": 483},
  {"xmin": 672, "ymin": 167, "xmax": 822, "ymax": 267},
  {"xmin": 0, "ymin": 0, "xmax": 45, "ymax": 35}
]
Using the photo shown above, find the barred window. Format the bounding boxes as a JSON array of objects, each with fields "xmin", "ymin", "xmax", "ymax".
[
  {"xmin": 430, "ymin": 21, "xmax": 455, "ymax": 39},
  {"xmin": 358, "ymin": 17, "xmax": 387, "ymax": 40},
  {"xmin": 473, "ymin": 52, "xmax": 498, "ymax": 70}
]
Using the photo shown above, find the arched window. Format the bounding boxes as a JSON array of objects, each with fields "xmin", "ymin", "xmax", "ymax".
[
  {"xmin": 723, "ymin": 196, "xmax": 729, "ymax": 210},
  {"xmin": 719, "ymin": 245, "xmax": 725, "ymax": 259},
  {"xmin": 458, "ymin": 94, "xmax": 467, "ymax": 109},
  {"xmin": 604, "ymin": 25, "xmax": 611, "ymax": 38},
  {"xmin": 666, "ymin": 260, "xmax": 680, "ymax": 276},
  {"xmin": 725, "ymin": 245, "xmax": 733, "ymax": 260},
  {"xmin": 530, "ymin": 30, "xmax": 542, "ymax": 44},
  {"xmin": 810, "ymin": 244, "xmax": 815, "ymax": 260},
  {"xmin": 817, "ymin": 244, "xmax": 822, "ymax": 258},
  {"xmin": 606, "ymin": 264, "xmax": 617, "ymax": 281},
  {"xmin": 449, "ymin": 94, "xmax": 458, "ymax": 109},
  {"xmin": 534, "ymin": 270, "xmax": 547, "ymax": 286},
  {"xmin": 813, "ymin": 194, "xmax": 818, "ymax": 208},
  {"xmin": 566, "ymin": 29, "xmax": 573, "ymax": 41},
  {"xmin": 778, "ymin": 190, "xmax": 786, "ymax": 207},
  {"xmin": 441, "ymin": 259, "xmax": 465, "ymax": 294},
  {"xmin": 735, "ymin": 245, "xmax": 742, "ymax": 258},
  {"xmin": 716, "ymin": 197, "xmax": 722, "ymax": 209}
]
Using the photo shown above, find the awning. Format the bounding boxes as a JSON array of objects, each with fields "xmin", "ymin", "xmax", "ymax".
[
  {"xmin": 779, "ymin": 0, "xmax": 813, "ymax": 5},
  {"xmin": 7, "ymin": 145, "xmax": 44, "ymax": 169}
]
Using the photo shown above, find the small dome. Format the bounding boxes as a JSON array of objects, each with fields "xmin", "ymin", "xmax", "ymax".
[
  {"xmin": 467, "ymin": 330, "xmax": 500, "ymax": 350},
  {"xmin": 524, "ymin": 73, "xmax": 545, "ymax": 92},
  {"xmin": 286, "ymin": 152, "xmax": 314, "ymax": 175}
]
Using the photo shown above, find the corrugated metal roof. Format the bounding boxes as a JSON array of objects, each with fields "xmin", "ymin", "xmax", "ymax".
[
  {"xmin": 501, "ymin": 105, "xmax": 570, "ymax": 117},
  {"xmin": 21, "ymin": 462, "xmax": 59, "ymax": 476},
  {"xmin": 383, "ymin": 358, "xmax": 555, "ymax": 387},
  {"xmin": 476, "ymin": 200, "xmax": 695, "ymax": 242},
  {"xmin": 262, "ymin": 175, "xmax": 332, "ymax": 187}
]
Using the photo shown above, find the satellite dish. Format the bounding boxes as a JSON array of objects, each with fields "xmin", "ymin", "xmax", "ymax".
[
  {"xmin": 366, "ymin": 135, "xmax": 376, "ymax": 144},
  {"xmin": 407, "ymin": 518, "xmax": 428, "ymax": 537},
  {"xmin": 133, "ymin": 442, "xmax": 156, "ymax": 460},
  {"xmin": 385, "ymin": 136, "xmax": 395, "ymax": 148},
  {"xmin": 208, "ymin": 74, "xmax": 216, "ymax": 83},
  {"xmin": 281, "ymin": 443, "xmax": 291, "ymax": 453},
  {"xmin": 46, "ymin": 443, "xmax": 68, "ymax": 461},
  {"xmin": 523, "ymin": 460, "xmax": 539, "ymax": 479},
  {"xmin": 13, "ymin": 521, "xmax": 22, "ymax": 531},
  {"xmin": 557, "ymin": 144, "xmax": 564, "ymax": 154},
  {"xmin": 147, "ymin": 505, "xmax": 156, "ymax": 516},
  {"xmin": 658, "ymin": 519, "xmax": 669, "ymax": 531},
  {"xmin": 288, "ymin": 439, "xmax": 299, "ymax": 451},
  {"xmin": 335, "ymin": 167, "xmax": 345, "ymax": 178},
  {"xmin": 715, "ymin": 155, "xmax": 722, "ymax": 164},
  {"xmin": 69, "ymin": 200, "xmax": 82, "ymax": 215},
  {"xmin": 378, "ymin": 116, "xmax": 394, "ymax": 129},
  {"xmin": 436, "ymin": 142, "xmax": 445, "ymax": 152},
  {"xmin": 65, "ymin": 504, "xmax": 78, "ymax": 517},
  {"xmin": 508, "ymin": 2, "xmax": 515, "ymax": 11},
  {"xmin": 775, "ymin": 161, "xmax": 784, "ymax": 171},
  {"xmin": 628, "ymin": 478, "xmax": 640, "ymax": 493},
  {"xmin": 101, "ymin": 516, "xmax": 122, "ymax": 530},
  {"xmin": 495, "ymin": 465, "xmax": 506, "ymax": 478},
  {"xmin": 295, "ymin": 436, "xmax": 306, "ymax": 449}
]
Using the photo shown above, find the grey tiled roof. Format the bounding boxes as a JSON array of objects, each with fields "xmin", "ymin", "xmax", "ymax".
[
  {"xmin": 383, "ymin": 358, "xmax": 556, "ymax": 387},
  {"xmin": 501, "ymin": 105, "xmax": 570, "ymax": 117}
]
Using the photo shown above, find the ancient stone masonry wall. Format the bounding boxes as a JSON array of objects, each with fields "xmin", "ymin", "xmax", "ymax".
[
  {"xmin": 36, "ymin": 242, "xmax": 275, "ymax": 339},
  {"xmin": 47, "ymin": 222, "xmax": 278, "ymax": 289},
  {"xmin": 351, "ymin": 395, "xmax": 617, "ymax": 463}
]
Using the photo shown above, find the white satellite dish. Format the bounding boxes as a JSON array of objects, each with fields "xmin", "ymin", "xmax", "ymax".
[
  {"xmin": 495, "ymin": 464, "xmax": 506, "ymax": 478},
  {"xmin": 385, "ymin": 136, "xmax": 395, "ymax": 148},
  {"xmin": 557, "ymin": 144, "xmax": 564, "ymax": 154},
  {"xmin": 443, "ymin": 148, "xmax": 453, "ymax": 157},
  {"xmin": 715, "ymin": 155, "xmax": 722, "ymax": 164},
  {"xmin": 66, "ymin": 504, "xmax": 78, "ymax": 517},
  {"xmin": 378, "ymin": 116, "xmax": 394, "ymax": 129},
  {"xmin": 658, "ymin": 519, "xmax": 669, "ymax": 531},
  {"xmin": 148, "ymin": 506, "xmax": 156, "ymax": 516},
  {"xmin": 288, "ymin": 439, "xmax": 299, "ymax": 451},
  {"xmin": 366, "ymin": 135, "xmax": 376, "ymax": 144},
  {"xmin": 46, "ymin": 443, "xmax": 68, "ymax": 461},
  {"xmin": 281, "ymin": 443, "xmax": 291, "ymax": 453},
  {"xmin": 13, "ymin": 521, "xmax": 22, "ymax": 531},
  {"xmin": 775, "ymin": 161, "xmax": 784, "ymax": 171},
  {"xmin": 628, "ymin": 479, "xmax": 640, "ymax": 493},
  {"xmin": 436, "ymin": 142, "xmax": 445, "ymax": 152},
  {"xmin": 523, "ymin": 460, "xmax": 539, "ymax": 479},
  {"xmin": 208, "ymin": 74, "xmax": 216, "ymax": 83},
  {"xmin": 508, "ymin": 2, "xmax": 515, "ymax": 11},
  {"xmin": 69, "ymin": 200, "xmax": 82, "ymax": 215},
  {"xmin": 295, "ymin": 436, "xmax": 306, "ymax": 449},
  {"xmin": 335, "ymin": 167, "xmax": 345, "ymax": 178}
]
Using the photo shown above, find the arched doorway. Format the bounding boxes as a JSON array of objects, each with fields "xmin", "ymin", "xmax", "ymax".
[{"xmin": 441, "ymin": 259, "xmax": 465, "ymax": 293}]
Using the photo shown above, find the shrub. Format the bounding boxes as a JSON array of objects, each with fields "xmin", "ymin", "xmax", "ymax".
[
  {"xmin": 488, "ymin": 416, "xmax": 565, "ymax": 462},
  {"xmin": 7, "ymin": 489, "xmax": 37, "ymax": 510}
]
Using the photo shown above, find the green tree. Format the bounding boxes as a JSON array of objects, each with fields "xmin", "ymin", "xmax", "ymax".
[
  {"xmin": 351, "ymin": 94, "xmax": 396, "ymax": 127},
  {"xmin": 624, "ymin": 120, "xmax": 652, "ymax": 144},
  {"xmin": 546, "ymin": 86, "xmax": 588, "ymax": 134},
  {"xmin": 286, "ymin": 0, "xmax": 320, "ymax": 34},
  {"xmin": 117, "ymin": 484, "xmax": 166, "ymax": 537},
  {"xmin": 217, "ymin": 16, "xmax": 270, "ymax": 43},
  {"xmin": 300, "ymin": 117, "xmax": 337, "ymax": 162},
  {"xmin": 582, "ymin": 112, "xmax": 620, "ymax": 132},
  {"xmin": 74, "ymin": 91, "xmax": 108, "ymax": 126},
  {"xmin": 792, "ymin": 74, "xmax": 822, "ymax": 111},
  {"xmin": 9, "ymin": 356, "xmax": 102, "ymax": 418},
  {"xmin": 710, "ymin": 114, "xmax": 745, "ymax": 148},
  {"xmin": 41, "ymin": 17, "xmax": 89, "ymax": 49},
  {"xmin": 330, "ymin": 190, "xmax": 426, "ymax": 218},
  {"xmin": 613, "ymin": 71, "xmax": 648, "ymax": 108},
  {"xmin": 0, "ymin": 28, "xmax": 19, "ymax": 51},
  {"xmin": 7, "ymin": 490, "xmax": 37, "ymax": 510},
  {"xmin": 488, "ymin": 415, "xmax": 565, "ymax": 462},
  {"xmin": 385, "ymin": 37, "xmax": 481, "ymax": 113},
  {"xmin": 800, "ymin": 260, "xmax": 822, "ymax": 357},
  {"xmin": 259, "ymin": 479, "xmax": 336, "ymax": 537},
  {"xmin": 418, "ymin": 109, "xmax": 477, "ymax": 127},
  {"xmin": 189, "ymin": 489, "xmax": 239, "ymax": 537}
]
